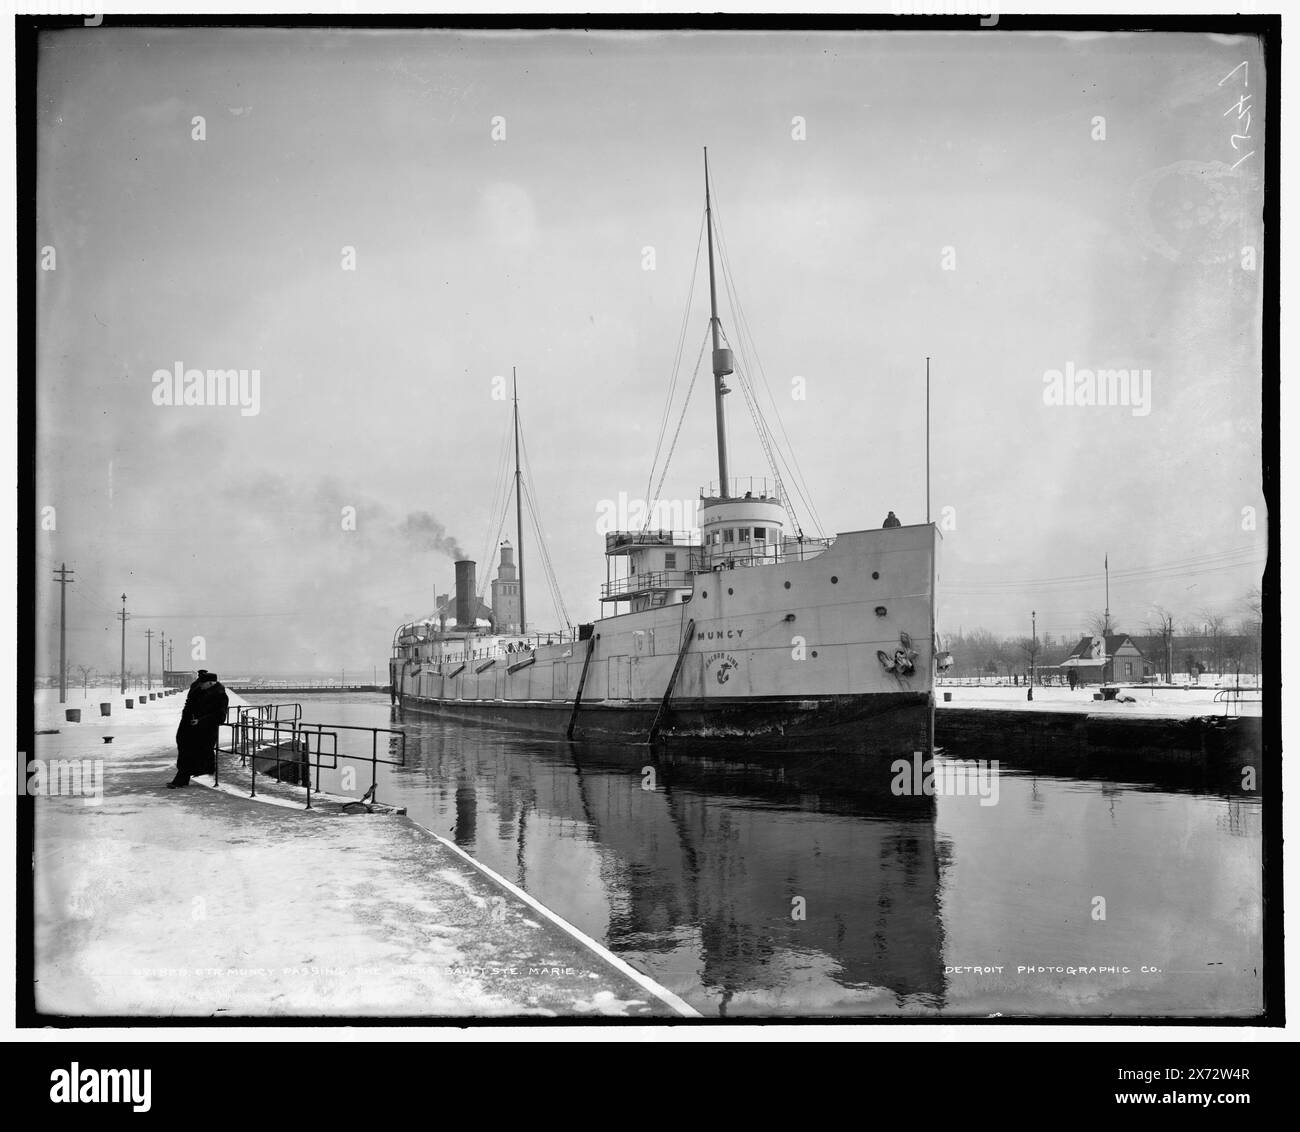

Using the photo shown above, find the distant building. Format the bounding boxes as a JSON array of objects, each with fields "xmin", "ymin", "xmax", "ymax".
[
  {"xmin": 491, "ymin": 541, "xmax": 522, "ymax": 632},
  {"xmin": 1061, "ymin": 634, "xmax": 1149, "ymax": 684}
]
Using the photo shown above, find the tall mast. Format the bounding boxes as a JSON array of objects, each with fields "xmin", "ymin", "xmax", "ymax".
[
  {"xmin": 1103, "ymin": 551, "xmax": 1110, "ymax": 637},
  {"xmin": 514, "ymin": 367, "xmax": 526, "ymax": 634},
  {"xmin": 704, "ymin": 147, "xmax": 731, "ymax": 496}
]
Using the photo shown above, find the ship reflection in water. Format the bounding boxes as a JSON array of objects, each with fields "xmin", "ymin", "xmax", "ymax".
[{"xmin": 274, "ymin": 695, "xmax": 1263, "ymax": 1018}]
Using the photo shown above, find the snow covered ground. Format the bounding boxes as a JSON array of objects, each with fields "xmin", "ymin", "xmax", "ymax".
[
  {"xmin": 30, "ymin": 686, "xmax": 689, "ymax": 1018},
  {"xmin": 936, "ymin": 682, "xmax": 1262, "ymax": 718}
]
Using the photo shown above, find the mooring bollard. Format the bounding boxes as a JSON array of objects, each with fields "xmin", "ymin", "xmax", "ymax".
[
  {"xmin": 100, "ymin": 702, "xmax": 111, "ymax": 716},
  {"xmin": 65, "ymin": 708, "xmax": 81, "ymax": 723}
]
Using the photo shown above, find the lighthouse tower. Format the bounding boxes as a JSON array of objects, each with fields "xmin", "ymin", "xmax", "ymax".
[{"xmin": 491, "ymin": 541, "xmax": 522, "ymax": 632}]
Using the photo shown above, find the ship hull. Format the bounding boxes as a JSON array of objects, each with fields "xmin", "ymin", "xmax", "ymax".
[
  {"xmin": 391, "ymin": 523, "xmax": 940, "ymax": 761},
  {"xmin": 395, "ymin": 690, "xmax": 932, "ymax": 757}
]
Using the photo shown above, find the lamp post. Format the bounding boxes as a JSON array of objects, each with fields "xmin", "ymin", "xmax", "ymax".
[
  {"xmin": 1028, "ymin": 609, "xmax": 1036, "ymax": 701},
  {"xmin": 118, "ymin": 594, "xmax": 128, "ymax": 694}
]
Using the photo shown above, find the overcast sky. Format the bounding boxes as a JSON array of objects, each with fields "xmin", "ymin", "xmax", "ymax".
[{"xmin": 36, "ymin": 26, "xmax": 1267, "ymax": 676}]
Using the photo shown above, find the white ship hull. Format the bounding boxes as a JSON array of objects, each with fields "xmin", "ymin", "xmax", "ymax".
[{"xmin": 392, "ymin": 523, "xmax": 939, "ymax": 759}]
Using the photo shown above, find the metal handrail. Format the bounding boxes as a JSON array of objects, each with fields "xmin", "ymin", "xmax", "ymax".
[
  {"xmin": 604, "ymin": 529, "xmax": 701, "ymax": 552},
  {"xmin": 296, "ymin": 722, "xmax": 407, "ymax": 802},
  {"xmin": 1213, "ymin": 687, "xmax": 1263, "ymax": 715},
  {"xmin": 216, "ymin": 706, "xmax": 405, "ymax": 810},
  {"xmin": 699, "ymin": 476, "xmax": 781, "ymax": 501},
  {"xmin": 414, "ymin": 631, "xmax": 585, "ymax": 667},
  {"xmin": 601, "ymin": 570, "xmax": 696, "ymax": 599}
]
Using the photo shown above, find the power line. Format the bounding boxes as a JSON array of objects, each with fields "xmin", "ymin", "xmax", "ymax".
[{"xmin": 943, "ymin": 548, "xmax": 1263, "ymax": 593}]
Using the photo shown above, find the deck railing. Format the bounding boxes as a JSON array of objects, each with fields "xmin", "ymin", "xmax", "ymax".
[
  {"xmin": 601, "ymin": 569, "xmax": 695, "ymax": 600},
  {"xmin": 604, "ymin": 529, "xmax": 700, "ymax": 553}
]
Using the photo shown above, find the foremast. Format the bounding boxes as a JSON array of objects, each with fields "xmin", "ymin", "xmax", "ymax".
[{"xmin": 704, "ymin": 147, "xmax": 734, "ymax": 499}]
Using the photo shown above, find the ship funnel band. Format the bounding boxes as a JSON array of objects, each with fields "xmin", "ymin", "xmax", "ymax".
[{"xmin": 712, "ymin": 347, "xmax": 734, "ymax": 376}]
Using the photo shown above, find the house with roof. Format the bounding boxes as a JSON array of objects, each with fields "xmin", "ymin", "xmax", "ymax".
[{"xmin": 1061, "ymin": 634, "xmax": 1149, "ymax": 685}]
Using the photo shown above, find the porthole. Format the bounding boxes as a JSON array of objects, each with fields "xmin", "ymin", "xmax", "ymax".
[
  {"xmin": 784, "ymin": 581, "xmax": 791, "ymax": 589},
  {"xmin": 811, "ymin": 650, "xmax": 819, "ymax": 658},
  {"xmin": 875, "ymin": 605, "xmax": 887, "ymax": 617},
  {"xmin": 727, "ymin": 587, "xmax": 734, "ymax": 595},
  {"xmin": 871, "ymin": 571, "xmax": 880, "ymax": 580},
  {"xmin": 702, "ymin": 590, "xmax": 708, "ymax": 598},
  {"xmin": 830, "ymin": 575, "xmax": 839, "ymax": 584}
]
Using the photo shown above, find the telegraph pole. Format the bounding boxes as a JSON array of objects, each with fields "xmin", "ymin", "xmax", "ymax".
[
  {"xmin": 145, "ymin": 628, "xmax": 153, "ymax": 690},
  {"xmin": 52, "ymin": 563, "xmax": 74, "ymax": 703},
  {"xmin": 167, "ymin": 640, "xmax": 174, "ymax": 671},
  {"xmin": 159, "ymin": 630, "xmax": 166, "ymax": 689},
  {"xmin": 117, "ymin": 594, "xmax": 129, "ymax": 693}
]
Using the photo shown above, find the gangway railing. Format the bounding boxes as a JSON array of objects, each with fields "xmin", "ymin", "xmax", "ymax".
[{"xmin": 217, "ymin": 703, "xmax": 406, "ymax": 810}]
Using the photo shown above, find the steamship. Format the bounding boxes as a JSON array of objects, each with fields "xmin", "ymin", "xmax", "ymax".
[{"xmin": 389, "ymin": 152, "xmax": 945, "ymax": 758}]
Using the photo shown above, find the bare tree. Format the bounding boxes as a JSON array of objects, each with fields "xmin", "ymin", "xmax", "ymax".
[
  {"xmin": 1240, "ymin": 585, "xmax": 1263, "ymax": 681},
  {"xmin": 1017, "ymin": 635, "xmax": 1041, "ymax": 678},
  {"xmin": 1084, "ymin": 611, "xmax": 1111, "ymax": 639},
  {"xmin": 75, "ymin": 665, "xmax": 95, "ymax": 699},
  {"xmin": 1143, "ymin": 606, "xmax": 1176, "ymax": 683},
  {"xmin": 1199, "ymin": 608, "xmax": 1227, "ymax": 675}
]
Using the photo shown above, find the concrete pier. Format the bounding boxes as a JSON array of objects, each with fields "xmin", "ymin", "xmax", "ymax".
[
  {"xmin": 935, "ymin": 684, "xmax": 1263, "ymax": 764},
  {"xmin": 30, "ymin": 691, "xmax": 696, "ymax": 1019}
]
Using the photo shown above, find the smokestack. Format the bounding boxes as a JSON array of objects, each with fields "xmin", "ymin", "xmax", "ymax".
[{"xmin": 454, "ymin": 560, "xmax": 476, "ymax": 629}]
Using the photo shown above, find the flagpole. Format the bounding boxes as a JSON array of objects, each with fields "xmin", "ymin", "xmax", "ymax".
[
  {"xmin": 925, "ymin": 356, "xmax": 931, "ymax": 524},
  {"xmin": 1104, "ymin": 552, "xmax": 1110, "ymax": 636}
]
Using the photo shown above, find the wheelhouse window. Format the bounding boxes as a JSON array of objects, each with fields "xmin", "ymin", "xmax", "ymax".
[
  {"xmin": 739, "ymin": 527, "xmax": 751, "ymax": 541},
  {"xmin": 753, "ymin": 527, "xmax": 767, "ymax": 540},
  {"xmin": 664, "ymin": 552, "xmax": 677, "ymax": 570},
  {"xmin": 723, "ymin": 529, "xmax": 735, "ymax": 543}
]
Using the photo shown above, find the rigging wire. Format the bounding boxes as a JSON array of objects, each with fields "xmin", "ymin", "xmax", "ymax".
[
  {"xmin": 642, "ymin": 208, "xmax": 707, "ymax": 514},
  {"xmin": 641, "ymin": 322, "xmax": 711, "ymax": 532},
  {"xmin": 718, "ymin": 323, "xmax": 798, "ymax": 532},
  {"xmin": 521, "ymin": 478, "xmax": 571, "ymax": 629},
  {"xmin": 710, "ymin": 184, "xmax": 827, "ymax": 536},
  {"xmin": 476, "ymin": 416, "xmax": 517, "ymax": 607},
  {"xmin": 519, "ymin": 424, "xmax": 573, "ymax": 628}
]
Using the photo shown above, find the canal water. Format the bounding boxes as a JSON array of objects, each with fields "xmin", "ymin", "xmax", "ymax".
[{"xmin": 251, "ymin": 693, "xmax": 1263, "ymax": 1019}]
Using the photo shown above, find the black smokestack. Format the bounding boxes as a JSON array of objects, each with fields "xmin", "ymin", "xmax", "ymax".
[{"xmin": 455, "ymin": 560, "xmax": 476, "ymax": 629}]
